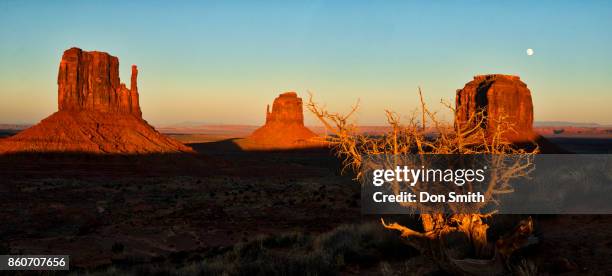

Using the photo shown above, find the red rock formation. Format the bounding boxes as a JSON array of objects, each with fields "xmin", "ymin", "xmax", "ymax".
[
  {"xmin": 265, "ymin": 92, "xmax": 305, "ymax": 125},
  {"xmin": 57, "ymin": 47, "xmax": 141, "ymax": 116},
  {"xmin": 130, "ymin": 65, "xmax": 141, "ymax": 117},
  {"xmin": 455, "ymin": 74, "xmax": 536, "ymax": 142},
  {"xmin": 0, "ymin": 111, "xmax": 191, "ymax": 154},
  {"xmin": 240, "ymin": 92, "xmax": 323, "ymax": 150},
  {"xmin": 0, "ymin": 47, "xmax": 192, "ymax": 154}
]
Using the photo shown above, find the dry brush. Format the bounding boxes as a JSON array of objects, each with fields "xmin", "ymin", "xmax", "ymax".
[{"xmin": 307, "ymin": 89, "xmax": 539, "ymax": 275}]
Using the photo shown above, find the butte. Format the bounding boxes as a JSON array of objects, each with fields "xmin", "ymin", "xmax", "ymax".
[
  {"xmin": 455, "ymin": 74, "xmax": 567, "ymax": 153},
  {"xmin": 0, "ymin": 47, "xmax": 192, "ymax": 154},
  {"xmin": 238, "ymin": 92, "xmax": 325, "ymax": 150}
]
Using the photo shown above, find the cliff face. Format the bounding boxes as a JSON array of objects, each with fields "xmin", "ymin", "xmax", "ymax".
[
  {"xmin": 455, "ymin": 74, "xmax": 535, "ymax": 142},
  {"xmin": 0, "ymin": 47, "xmax": 191, "ymax": 154},
  {"xmin": 57, "ymin": 47, "xmax": 141, "ymax": 117},
  {"xmin": 265, "ymin": 92, "xmax": 305, "ymax": 126},
  {"xmin": 241, "ymin": 92, "xmax": 323, "ymax": 150}
]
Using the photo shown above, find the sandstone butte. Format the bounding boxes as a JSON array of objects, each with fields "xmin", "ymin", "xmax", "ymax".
[
  {"xmin": 239, "ymin": 92, "xmax": 324, "ymax": 150},
  {"xmin": 455, "ymin": 74, "xmax": 537, "ymax": 142},
  {"xmin": 0, "ymin": 47, "xmax": 193, "ymax": 154}
]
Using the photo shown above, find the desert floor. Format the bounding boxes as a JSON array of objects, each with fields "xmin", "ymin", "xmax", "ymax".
[{"xmin": 0, "ymin": 132, "xmax": 610, "ymax": 274}]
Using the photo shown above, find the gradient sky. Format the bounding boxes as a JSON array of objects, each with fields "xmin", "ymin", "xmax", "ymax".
[{"xmin": 1, "ymin": 0, "xmax": 611, "ymax": 126}]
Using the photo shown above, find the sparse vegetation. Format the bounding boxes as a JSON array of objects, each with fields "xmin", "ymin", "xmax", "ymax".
[{"xmin": 74, "ymin": 222, "xmax": 416, "ymax": 276}]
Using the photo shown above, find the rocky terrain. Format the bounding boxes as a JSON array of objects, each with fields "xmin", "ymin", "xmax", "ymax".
[
  {"xmin": 0, "ymin": 111, "xmax": 191, "ymax": 154},
  {"xmin": 0, "ymin": 48, "xmax": 191, "ymax": 154}
]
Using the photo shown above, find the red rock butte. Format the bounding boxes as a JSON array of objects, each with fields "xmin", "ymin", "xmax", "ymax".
[
  {"xmin": 239, "ymin": 92, "xmax": 324, "ymax": 150},
  {"xmin": 0, "ymin": 47, "xmax": 192, "ymax": 154},
  {"xmin": 58, "ymin": 48, "xmax": 142, "ymax": 116},
  {"xmin": 455, "ymin": 74, "xmax": 536, "ymax": 142}
]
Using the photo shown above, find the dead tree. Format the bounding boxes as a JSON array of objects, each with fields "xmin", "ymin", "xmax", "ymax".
[{"xmin": 307, "ymin": 91, "xmax": 539, "ymax": 275}]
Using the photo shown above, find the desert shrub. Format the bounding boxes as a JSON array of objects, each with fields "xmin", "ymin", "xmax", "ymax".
[
  {"xmin": 215, "ymin": 222, "xmax": 409, "ymax": 275},
  {"xmin": 314, "ymin": 223, "xmax": 414, "ymax": 265}
]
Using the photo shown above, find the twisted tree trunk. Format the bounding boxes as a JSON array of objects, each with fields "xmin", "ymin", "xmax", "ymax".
[{"xmin": 382, "ymin": 215, "xmax": 534, "ymax": 275}]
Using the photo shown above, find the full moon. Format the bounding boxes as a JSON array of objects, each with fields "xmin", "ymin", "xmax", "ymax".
[{"xmin": 526, "ymin": 48, "xmax": 534, "ymax": 56}]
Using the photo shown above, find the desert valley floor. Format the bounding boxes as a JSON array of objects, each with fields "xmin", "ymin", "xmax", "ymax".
[{"xmin": 0, "ymin": 131, "xmax": 611, "ymax": 274}]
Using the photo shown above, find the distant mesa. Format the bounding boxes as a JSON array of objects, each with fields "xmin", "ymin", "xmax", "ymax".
[
  {"xmin": 455, "ymin": 74, "xmax": 536, "ymax": 142},
  {"xmin": 238, "ymin": 92, "xmax": 325, "ymax": 150},
  {"xmin": 0, "ymin": 47, "xmax": 192, "ymax": 154}
]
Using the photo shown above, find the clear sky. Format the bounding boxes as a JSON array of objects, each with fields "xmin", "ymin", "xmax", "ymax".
[{"xmin": 1, "ymin": 0, "xmax": 611, "ymax": 125}]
